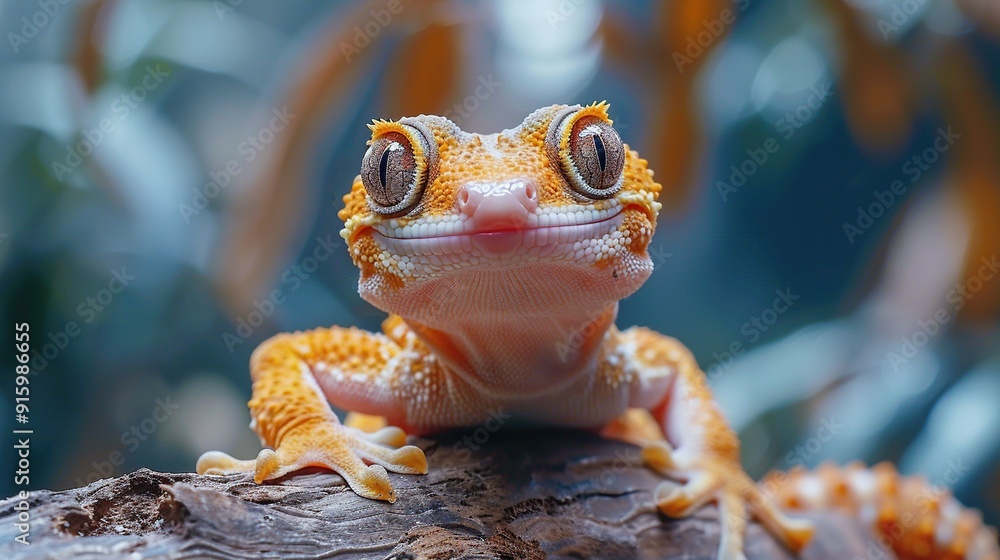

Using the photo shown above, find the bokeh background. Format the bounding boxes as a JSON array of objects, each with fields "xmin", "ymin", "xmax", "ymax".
[{"xmin": 1, "ymin": 0, "xmax": 999, "ymax": 527}]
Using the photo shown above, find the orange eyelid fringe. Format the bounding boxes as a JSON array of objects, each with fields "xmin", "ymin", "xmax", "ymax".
[
  {"xmin": 368, "ymin": 118, "xmax": 404, "ymax": 138},
  {"xmin": 559, "ymin": 101, "xmax": 615, "ymax": 152},
  {"xmin": 583, "ymin": 100, "xmax": 613, "ymax": 124}
]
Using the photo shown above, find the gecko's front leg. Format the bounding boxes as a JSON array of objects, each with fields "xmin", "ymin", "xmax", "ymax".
[
  {"xmin": 616, "ymin": 327, "xmax": 815, "ymax": 560},
  {"xmin": 197, "ymin": 320, "xmax": 428, "ymax": 502}
]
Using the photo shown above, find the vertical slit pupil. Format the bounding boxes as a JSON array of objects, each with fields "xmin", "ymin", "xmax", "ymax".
[
  {"xmin": 593, "ymin": 134, "xmax": 607, "ymax": 171},
  {"xmin": 378, "ymin": 147, "xmax": 390, "ymax": 189}
]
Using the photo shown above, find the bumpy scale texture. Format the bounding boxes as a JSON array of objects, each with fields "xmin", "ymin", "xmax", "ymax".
[{"xmin": 199, "ymin": 103, "xmax": 999, "ymax": 560}]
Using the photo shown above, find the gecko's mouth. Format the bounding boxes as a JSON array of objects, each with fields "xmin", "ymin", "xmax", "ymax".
[{"xmin": 371, "ymin": 208, "xmax": 626, "ymax": 260}]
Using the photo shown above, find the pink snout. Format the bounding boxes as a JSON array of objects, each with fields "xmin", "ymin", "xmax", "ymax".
[{"xmin": 456, "ymin": 180, "xmax": 539, "ymax": 232}]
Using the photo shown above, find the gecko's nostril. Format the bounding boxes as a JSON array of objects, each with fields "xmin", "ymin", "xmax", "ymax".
[
  {"xmin": 456, "ymin": 184, "xmax": 482, "ymax": 217},
  {"xmin": 457, "ymin": 180, "xmax": 538, "ymax": 223}
]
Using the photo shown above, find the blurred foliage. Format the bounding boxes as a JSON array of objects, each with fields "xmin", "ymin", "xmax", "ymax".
[{"xmin": 0, "ymin": 0, "xmax": 998, "ymax": 526}]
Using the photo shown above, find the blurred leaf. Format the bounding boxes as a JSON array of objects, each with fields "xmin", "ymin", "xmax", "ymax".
[
  {"xmin": 383, "ymin": 13, "xmax": 460, "ymax": 118},
  {"xmin": 74, "ymin": 0, "xmax": 114, "ymax": 93},
  {"xmin": 938, "ymin": 42, "xmax": 1000, "ymax": 323},
  {"xmin": 955, "ymin": 0, "xmax": 1000, "ymax": 38},
  {"xmin": 652, "ymin": 0, "xmax": 735, "ymax": 209},
  {"xmin": 214, "ymin": 1, "xmax": 401, "ymax": 316},
  {"xmin": 822, "ymin": 0, "xmax": 914, "ymax": 156}
]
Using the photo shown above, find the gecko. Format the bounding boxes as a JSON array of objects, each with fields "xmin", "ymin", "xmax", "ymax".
[{"xmin": 198, "ymin": 102, "xmax": 1000, "ymax": 560}]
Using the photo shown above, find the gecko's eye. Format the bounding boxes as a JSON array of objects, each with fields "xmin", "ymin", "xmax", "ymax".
[
  {"xmin": 361, "ymin": 124, "xmax": 431, "ymax": 216},
  {"xmin": 554, "ymin": 112, "xmax": 625, "ymax": 199}
]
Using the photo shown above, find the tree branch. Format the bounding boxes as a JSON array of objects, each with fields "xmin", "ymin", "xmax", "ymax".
[{"xmin": 0, "ymin": 430, "xmax": 872, "ymax": 559}]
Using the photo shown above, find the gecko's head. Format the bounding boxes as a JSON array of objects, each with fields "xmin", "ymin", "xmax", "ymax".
[{"xmin": 338, "ymin": 102, "xmax": 662, "ymax": 322}]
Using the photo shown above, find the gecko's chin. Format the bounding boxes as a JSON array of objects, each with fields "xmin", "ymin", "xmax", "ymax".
[{"xmin": 359, "ymin": 256, "xmax": 653, "ymax": 322}]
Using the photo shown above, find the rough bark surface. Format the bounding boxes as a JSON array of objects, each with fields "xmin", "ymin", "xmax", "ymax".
[{"xmin": 0, "ymin": 430, "xmax": 872, "ymax": 559}]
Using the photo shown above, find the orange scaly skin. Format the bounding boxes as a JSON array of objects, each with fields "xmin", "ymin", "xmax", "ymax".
[
  {"xmin": 762, "ymin": 463, "xmax": 999, "ymax": 560},
  {"xmin": 198, "ymin": 103, "xmax": 999, "ymax": 560}
]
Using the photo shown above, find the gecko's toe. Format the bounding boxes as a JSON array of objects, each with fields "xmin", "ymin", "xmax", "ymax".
[
  {"xmin": 746, "ymin": 486, "xmax": 816, "ymax": 552},
  {"xmin": 344, "ymin": 411, "xmax": 389, "ymax": 433},
  {"xmin": 641, "ymin": 440, "xmax": 679, "ymax": 474},
  {"xmin": 196, "ymin": 450, "xmax": 256, "ymax": 476},
  {"xmin": 348, "ymin": 464, "xmax": 396, "ymax": 502},
  {"xmin": 602, "ymin": 408, "xmax": 664, "ymax": 446},
  {"xmin": 654, "ymin": 470, "xmax": 721, "ymax": 518},
  {"xmin": 203, "ymin": 418, "xmax": 424, "ymax": 502},
  {"xmin": 253, "ymin": 448, "xmax": 283, "ymax": 483},
  {"xmin": 391, "ymin": 445, "xmax": 428, "ymax": 474},
  {"xmin": 717, "ymin": 488, "xmax": 750, "ymax": 560},
  {"xmin": 352, "ymin": 436, "xmax": 428, "ymax": 474},
  {"xmin": 348, "ymin": 425, "xmax": 408, "ymax": 448}
]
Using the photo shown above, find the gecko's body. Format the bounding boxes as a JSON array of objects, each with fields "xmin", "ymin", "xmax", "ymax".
[{"xmin": 199, "ymin": 103, "xmax": 999, "ymax": 560}]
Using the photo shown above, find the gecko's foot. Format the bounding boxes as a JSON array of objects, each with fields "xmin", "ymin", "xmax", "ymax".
[
  {"xmin": 641, "ymin": 443, "xmax": 815, "ymax": 560},
  {"xmin": 197, "ymin": 418, "xmax": 427, "ymax": 502},
  {"xmin": 601, "ymin": 408, "xmax": 664, "ymax": 446},
  {"xmin": 344, "ymin": 411, "xmax": 389, "ymax": 433}
]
